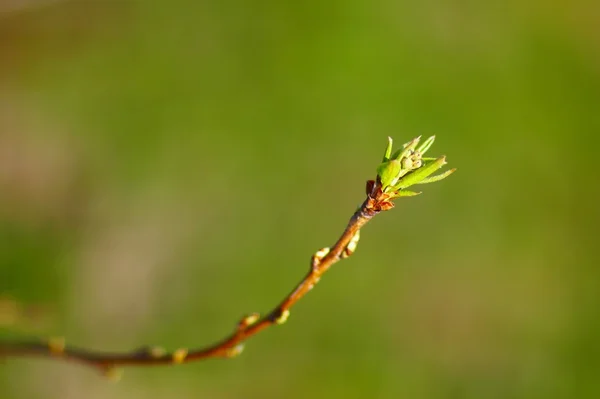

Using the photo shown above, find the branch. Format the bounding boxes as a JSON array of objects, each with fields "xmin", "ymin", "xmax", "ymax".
[{"xmin": 0, "ymin": 136, "xmax": 455, "ymax": 380}]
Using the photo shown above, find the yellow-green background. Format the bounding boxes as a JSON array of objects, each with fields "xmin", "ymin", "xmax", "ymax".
[{"xmin": 1, "ymin": 1, "xmax": 598, "ymax": 398}]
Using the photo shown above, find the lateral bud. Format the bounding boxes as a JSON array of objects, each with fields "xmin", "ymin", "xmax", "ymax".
[
  {"xmin": 275, "ymin": 309, "xmax": 290, "ymax": 325},
  {"xmin": 148, "ymin": 346, "xmax": 166, "ymax": 358},
  {"xmin": 225, "ymin": 344, "xmax": 245, "ymax": 358},
  {"xmin": 341, "ymin": 230, "xmax": 360, "ymax": 258},
  {"xmin": 103, "ymin": 366, "xmax": 123, "ymax": 382},
  {"xmin": 172, "ymin": 348, "xmax": 188, "ymax": 364},
  {"xmin": 238, "ymin": 313, "xmax": 261, "ymax": 330},
  {"xmin": 311, "ymin": 247, "xmax": 330, "ymax": 269},
  {"xmin": 47, "ymin": 337, "xmax": 65, "ymax": 355}
]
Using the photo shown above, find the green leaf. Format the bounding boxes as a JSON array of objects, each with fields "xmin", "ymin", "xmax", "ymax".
[
  {"xmin": 416, "ymin": 135, "xmax": 435, "ymax": 155},
  {"xmin": 376, "ymin": 159, "xmax": 402, "ymax": 189},
  {"xmin": 382, "ymin": 136, "xmax": 393, "ymax": 162},
  {"xmin": 394, "ymin": 156, "xmax": 447, "ymax": 189},
  {"xmin": 391, "ymin": 136, "xmax": 421, "ymax": 161},
  {"xmin": 415, "ymin": 168, "xmax": 456, "ymax": 184},
  {"xmin": 393, "ymin": 190, "xmax": 422, "ymax": 197}
]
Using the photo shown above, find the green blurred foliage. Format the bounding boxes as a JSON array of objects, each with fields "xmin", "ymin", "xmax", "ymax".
[{"xmin": 0, "ymin": 1, "xmax": 599, "ymax": 398}]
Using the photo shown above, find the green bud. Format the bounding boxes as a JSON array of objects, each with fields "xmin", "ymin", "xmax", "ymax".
[{"xmin": 376, "ymin": 135, "xmax": 454, "ymax": 198}]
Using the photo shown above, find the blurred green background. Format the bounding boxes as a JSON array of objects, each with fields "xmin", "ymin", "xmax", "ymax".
[{"xmin": 1, "ymin": 1, "xmax": 599, "ymax": 398}]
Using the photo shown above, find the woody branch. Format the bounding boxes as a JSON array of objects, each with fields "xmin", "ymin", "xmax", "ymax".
[{"xmin": 0, "ymin": 136, "xmax": 454, "ymax": 380}]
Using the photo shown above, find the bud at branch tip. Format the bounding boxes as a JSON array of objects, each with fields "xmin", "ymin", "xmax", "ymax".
[{"xmin": 376, "ymin": 135, "xmax": 454, "ymax": 199}]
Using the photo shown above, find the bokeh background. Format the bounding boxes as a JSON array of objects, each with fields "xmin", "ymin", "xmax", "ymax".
[{"xmin": 1, "ymin": 1, "xmax": 599, "ymax": 398}]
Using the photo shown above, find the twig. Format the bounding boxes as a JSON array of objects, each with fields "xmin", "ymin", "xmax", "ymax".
[{"xmin": 0, "ymin": 136, "xmax": 455, "ymax": 379}]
